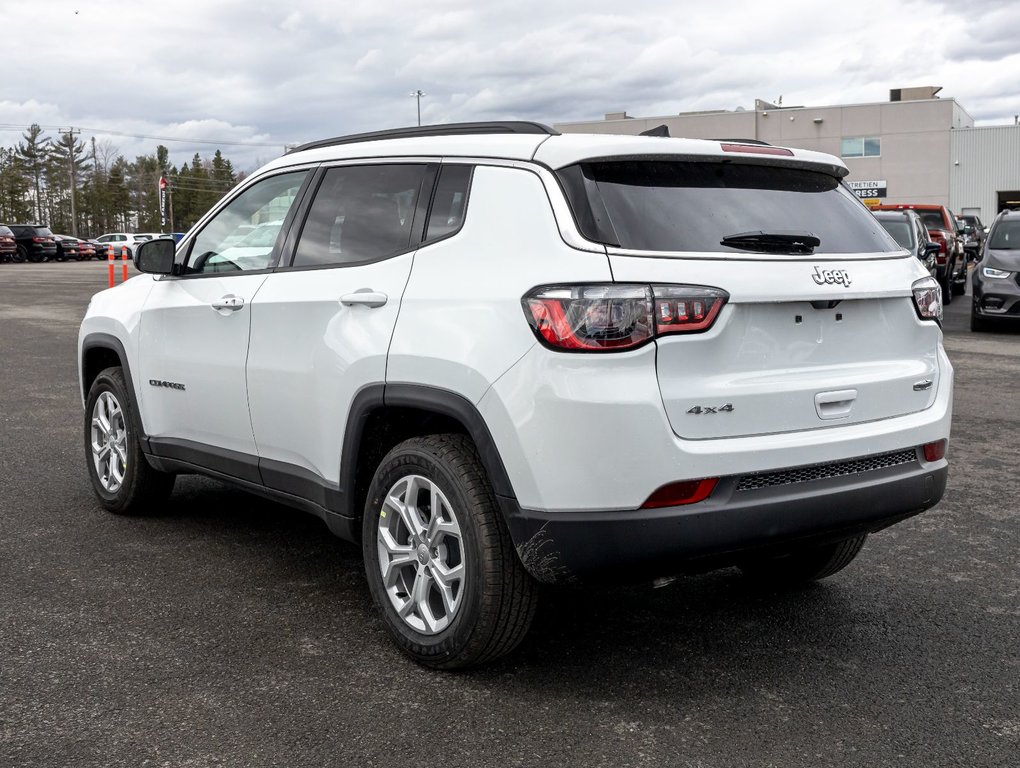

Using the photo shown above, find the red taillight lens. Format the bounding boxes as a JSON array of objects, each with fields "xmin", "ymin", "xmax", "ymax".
[
  {"xmin": 720, "ymin": 143, "xmax": 794, "ymax": 156},
  {"xmin": 523, "ymin": 284, "xmax": 728, "ymax": 352},
  {"xmin": 922, "ymin": 440, "xmax": 946, "ymax": 462},
  {"xmin": 32, "ymin": 236, "xmax": 46, "ymax": 242},
  {"xmin": 642, "ymin": 478, "xmax": 718, "ymax": 509}
]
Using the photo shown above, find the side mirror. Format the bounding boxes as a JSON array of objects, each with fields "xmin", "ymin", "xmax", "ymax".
[
  {"xmin": 923, "ymin": 242, "xmax": 942, "ymax": 257},
  {"xmin": 134, "ymin": 238, "xmax": 176, "ymax": 275}
]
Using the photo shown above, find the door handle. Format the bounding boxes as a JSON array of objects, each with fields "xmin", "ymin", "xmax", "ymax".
[
  {"xmin": 211, "ymin": 294, "xmax": 245, "ymax": 312},
  {"xmin": 340, "ymin": 289, "xmax": 388, "ymax": 308}
]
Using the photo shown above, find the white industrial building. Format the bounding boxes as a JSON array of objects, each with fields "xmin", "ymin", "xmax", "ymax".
[{"xmin": 555, "ymin": 87, "xmax": 1020, "ymax": 225}]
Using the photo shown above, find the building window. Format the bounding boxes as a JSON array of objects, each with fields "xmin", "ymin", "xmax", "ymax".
[{"xmin": 841, "ymin": 137, "xmax": 881, "ymax": 158}]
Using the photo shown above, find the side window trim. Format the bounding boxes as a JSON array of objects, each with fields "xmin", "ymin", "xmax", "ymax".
[
  {"xmin": 421, "ymin": 163, "xmax": 474, "ymax": 246},
  {"xmin": 277, "ymin": 162, "xmax": 439, "ymax": 272}
]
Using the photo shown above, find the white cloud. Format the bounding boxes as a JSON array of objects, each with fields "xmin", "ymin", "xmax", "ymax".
[{"xmin": 2, "ymin": 0, "xmax": 1019, "ymax": 173}]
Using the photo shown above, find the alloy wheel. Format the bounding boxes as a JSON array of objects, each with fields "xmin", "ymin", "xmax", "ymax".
[
  {"xmin": 90, "ymin": 391, "xmax": 128, "ymax": 493},
  {"xmin": 377, "ymin": 474, "xmax": 465, "ymax": 635}
]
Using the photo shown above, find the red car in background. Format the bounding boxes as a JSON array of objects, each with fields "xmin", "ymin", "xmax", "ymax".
[
  {"xmin": 872, "ymin": 204, "xmax": 967, "ymax": 302},
  {"xmin": 0, "ymin": 225, "xmax": 17, "ymax": 262}
]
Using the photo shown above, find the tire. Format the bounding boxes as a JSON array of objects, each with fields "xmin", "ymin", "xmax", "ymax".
[
  {"xmin": 13, "ymin": 244, "xmax": 27, "ymax": 263},
  {"xmin": 939, "ymin": 260, "xmax": 953, "ymax": 305},
  {"xmin": 739, "ymin": 535, "xmax": 867, "ymax": 586},
  {"xmin": 362, "ymin": 434, "xmax": 538, "ymax": 669},
  {"xmin": 84, "ymin": 367, "xmax": 175, "ymax": 515},
  {"xmin": 951, "ymin": 260, "xmax": 967, "ymax": 296},
  {"xmin": 970, "ymin": 304, "xmax": 989, "ymax": 333}
]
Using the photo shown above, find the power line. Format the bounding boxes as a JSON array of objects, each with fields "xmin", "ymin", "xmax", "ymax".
[{"xmin": 0, "ymin": 123, "xmax": 286, "ymax": 148}]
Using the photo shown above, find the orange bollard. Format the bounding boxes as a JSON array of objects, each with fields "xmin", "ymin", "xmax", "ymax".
[
  {"xmin": 107, "ymin": 246, "xmax": 115, "ymax": 288},
  {"xmin": 121, "ymin": 246, "xmax": 129, "ymax": 283}
]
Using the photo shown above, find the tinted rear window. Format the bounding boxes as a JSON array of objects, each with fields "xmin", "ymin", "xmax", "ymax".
[
  {"xmin": 558, "ymin": 161, "xmax": 896, "ymax": 254},
  {"xmin": 876, "ymin": 218, "xmax": 913, "ymax": 249},
  {"xmin": 916, "ymin": 211, "xmax": 945, "ymax": 231}
]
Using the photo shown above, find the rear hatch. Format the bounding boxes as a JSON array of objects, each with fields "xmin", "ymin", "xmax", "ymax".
[{"xmin": 556, "ymin": 154, "xmax": 942, "ymax": 439}]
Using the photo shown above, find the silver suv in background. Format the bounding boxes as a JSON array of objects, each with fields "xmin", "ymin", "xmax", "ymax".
[{"xmin": 971, "ymin": 209, "xmax": 1020, "ymax": 331}]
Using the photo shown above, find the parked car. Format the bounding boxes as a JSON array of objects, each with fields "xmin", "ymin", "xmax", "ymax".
[
  {"xmin": 9, "ymin": 224, "xmax": 57, "ymax": 262},
  {"xmin": 958, "ymin": 214, "xmax": 986, "ymax": 260},
  {"xmin": 80, "ymin": 123, "xmax": 951, "ymax": 669},
  {"xmin": 0, "ymin": 225, "xmax": 17, "ymax": 262},
  {"xmin": 95, "ymin": 232, "xmax": 149, "ymax": 258},
  {"xmin": 87, "ymin": 239, "xmax": 106, "ymax": 260},
  {"xmin": 53, "ymin": 234, "xmax": 82, "ymax": 262},
  {"xmin": 873, "ymin": 204, "xmax": 966, "ymax": 302},
  {"xmin": 872, "ymin": 210, "xmax": 941, "ymax": 279},
  {"xmin": 971, "ymin": 208, "xmax": 1020, "ymax": 331}
]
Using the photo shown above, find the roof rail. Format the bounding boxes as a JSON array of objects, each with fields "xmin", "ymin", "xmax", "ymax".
[{"xmin": 286, "ymin": 121, "xmax": 560, "ymax": 155}]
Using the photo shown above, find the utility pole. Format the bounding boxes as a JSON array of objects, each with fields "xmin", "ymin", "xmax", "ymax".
[
  {"xmin": 63, "ymin": 128, "xmax": 81, "ymax": 236},
  {"xmin": 409, "ymin": 90, "xmax": 426, "ymax": 126}
]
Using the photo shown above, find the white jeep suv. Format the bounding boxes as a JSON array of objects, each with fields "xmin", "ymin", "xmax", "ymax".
[{"xmin": 78, "ymin": 122, "xmax": 952, "ymax": 668}]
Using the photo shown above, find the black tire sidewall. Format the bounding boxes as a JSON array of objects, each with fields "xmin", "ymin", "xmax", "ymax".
[
  {"xmin": 83, "ymin": 368, "xmax": 147, "ymax": 511},
  {"xmin": 362, "ymin": 442, "xmax": 489, "ymax": 663}
]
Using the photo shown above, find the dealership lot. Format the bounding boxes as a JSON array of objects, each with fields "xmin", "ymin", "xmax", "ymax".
[{"xmin": 1, "ymin": 261, "xmax": 1017, "ymax": 767}]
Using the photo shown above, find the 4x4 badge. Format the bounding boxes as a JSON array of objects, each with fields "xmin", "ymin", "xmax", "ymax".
[
  {"xmin": 812, "ymin": 266, "xmax": 851, "ymax": 287},
  {"xmin": 687, "ymin": 404, "xmax": 734, "ymax": 414}
]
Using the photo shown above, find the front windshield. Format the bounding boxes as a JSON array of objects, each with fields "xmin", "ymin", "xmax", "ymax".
[{"xmin": 988, "ymin": 220, "xmax": 1020, "ymax": 250}]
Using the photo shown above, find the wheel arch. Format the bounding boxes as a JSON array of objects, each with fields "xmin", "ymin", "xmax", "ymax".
[
  {"xmin": 342, "ymin": 384, "xmax": 517, "ymax": 524},
  {"xmin": 80, "ymin": 333, "xmax": 148, "ymax": 443}
]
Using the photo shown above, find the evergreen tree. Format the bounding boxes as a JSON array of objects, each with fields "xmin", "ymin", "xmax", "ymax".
[{"xmin": 15, "ymin": 124, "xmax": 51, "ymax": 222}]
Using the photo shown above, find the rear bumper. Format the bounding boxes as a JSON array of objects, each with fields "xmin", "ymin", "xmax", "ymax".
[{"xmin": 505, "ymin": 451, "xmax": 948, "ymax": 584}]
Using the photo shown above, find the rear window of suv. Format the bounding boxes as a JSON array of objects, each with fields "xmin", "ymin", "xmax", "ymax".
[{"xmin": 558, "ymin": 160, "xmax": 897, "ymax": 254}]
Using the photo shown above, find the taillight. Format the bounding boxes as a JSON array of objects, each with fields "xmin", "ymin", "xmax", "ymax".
[
  {"xmin": 720, "ymin": 143, "xmax": 794, "ymax": 156},
  {"xmin": 523, "ymin": 284, "xmax": 728, "ymax": 352},
  {"xmin": 32, "ymin": 236, "xmax": 46, "ymax": 243},
  {"xmin": 911, "ymin": 276, "xmax": 942, "ymax": 323},
  {"xmin": 642, "ymin": 478, "xmax": 718, "ymax": 508}
]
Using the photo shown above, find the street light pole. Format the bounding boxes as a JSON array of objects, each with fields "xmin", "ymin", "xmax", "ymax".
[{"xmin": 409, "ymin": 90, "xmax": 426, "ymax": 126}]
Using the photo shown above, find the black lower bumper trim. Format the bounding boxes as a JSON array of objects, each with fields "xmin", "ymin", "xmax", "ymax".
[{"xmin": 505, "ymin": 458, "xmax": 948, "ymax": 584}]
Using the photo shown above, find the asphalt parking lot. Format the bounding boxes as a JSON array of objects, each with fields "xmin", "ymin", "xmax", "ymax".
[{"xmin": 2, "ymin": 260, "xmax": 1017, "ymax": 768}]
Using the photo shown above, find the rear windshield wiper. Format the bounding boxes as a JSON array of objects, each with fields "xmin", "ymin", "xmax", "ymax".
[{"xmin": 720, "ymin": 230, "xmax": 821, "ymax": 254}]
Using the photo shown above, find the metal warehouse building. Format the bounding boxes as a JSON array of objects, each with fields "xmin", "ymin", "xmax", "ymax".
[{"xmin": 555, "ymin": 86, "xmax": 1020, "ymax": 224}]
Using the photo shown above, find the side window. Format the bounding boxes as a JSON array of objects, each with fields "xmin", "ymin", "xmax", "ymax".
[
  {"xmin": 292, "ymin": 164, "xmax": 427, "ymax": 268},
  {"xmin": 185, "ymin": 170, "xmax": 309, "ymax": 275},
  {"xmin": 424, "ymin": 164, "xmax": 472, "ymax": 243}
]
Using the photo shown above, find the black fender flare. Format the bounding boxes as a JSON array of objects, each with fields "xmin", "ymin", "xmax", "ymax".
[
  {"xmin": 80, "ymin": 333, "xmax": 149, "ymax": 447},
  {"xmin": 339, "ymin": 383, "xmax": 518, "ymax": 516}
]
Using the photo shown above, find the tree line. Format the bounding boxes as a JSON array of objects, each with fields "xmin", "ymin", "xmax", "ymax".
[{"xmin": 0, "ymin": 124, "xmax": 248, "ymax": 237}]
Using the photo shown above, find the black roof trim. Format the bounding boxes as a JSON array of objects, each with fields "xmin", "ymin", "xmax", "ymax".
[{"xmin": 286, "ymin": 121, "xmax": 560, "ymax": 155}]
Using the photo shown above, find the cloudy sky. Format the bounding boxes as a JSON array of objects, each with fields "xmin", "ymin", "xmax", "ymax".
[{"xmin": 2, "ymin": 0, "xmax": 1018, "ymax": 171}]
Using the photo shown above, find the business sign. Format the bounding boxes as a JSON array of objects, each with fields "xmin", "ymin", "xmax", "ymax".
[
  {"xmin": 847, "ymin": 179, "xmax": 887, "ymax": 202},
  {"xmin": 158, "ymin": 176, "xmax": 168, "ymax": 226}
]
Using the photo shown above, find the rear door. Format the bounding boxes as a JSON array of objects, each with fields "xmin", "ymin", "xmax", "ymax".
[
  {"xmin": 560, "ymin": 158, "xmax": 942, "ymax": 440},
  {"xmin": 246, "ymin": 162, "xmax": 437, "ymax": 494}
]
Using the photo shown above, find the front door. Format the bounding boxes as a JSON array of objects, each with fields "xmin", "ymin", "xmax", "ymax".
[{"xmin": 137, "ymin": 169, "xmax": 311, "ymax": 476}]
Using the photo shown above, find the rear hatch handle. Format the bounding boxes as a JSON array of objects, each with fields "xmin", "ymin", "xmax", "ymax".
[{"xmin": 815, "ymin": 389, "xmax": 857, "ymax": 420}]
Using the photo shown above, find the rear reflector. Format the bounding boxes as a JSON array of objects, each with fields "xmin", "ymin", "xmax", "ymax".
[
  {"xmin": 720, "ymin": 143, "xmax": 794, "ymax": 156},
  {"xmin": 641, "ymin": 478, "xmax": 718, "ymax": 509},
  {"xmin": 922, "ymin": 440, "xmax": 946, "ymax": 462}
]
